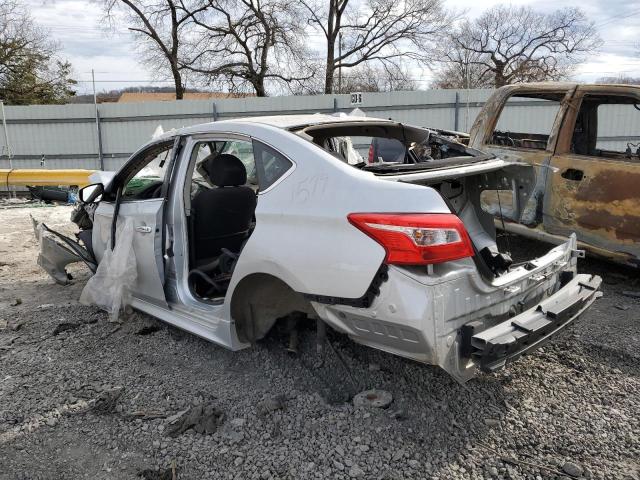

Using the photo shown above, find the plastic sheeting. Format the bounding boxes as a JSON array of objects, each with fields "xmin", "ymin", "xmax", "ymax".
[{"xmin": 80, "ymin": 218, "xmax": 137, "ymax": 322}]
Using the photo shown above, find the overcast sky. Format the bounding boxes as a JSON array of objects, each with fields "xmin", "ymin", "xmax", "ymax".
[{"xmin": 31, "ymin": 0, "xmax": 640, "ymax": 95}]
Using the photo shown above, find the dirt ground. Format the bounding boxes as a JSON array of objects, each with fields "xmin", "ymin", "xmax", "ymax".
[{"xmin": 0, "ymin": 203, "xmax": 638, "ymax": 480}]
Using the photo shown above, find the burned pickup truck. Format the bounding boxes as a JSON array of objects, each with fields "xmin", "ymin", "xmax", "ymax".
[
  {"xmin": 35, "ymin": 114, "xmax": 602, "ymax": 382},
  {"xmin": 470, "ymin": 82, "xmax": 640, "ymax": 268}
]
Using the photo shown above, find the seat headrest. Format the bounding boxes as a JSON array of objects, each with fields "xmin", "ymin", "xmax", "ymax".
[{"xmin": 202, "ymin": 153, "xmax": 247, "ymax": 187}]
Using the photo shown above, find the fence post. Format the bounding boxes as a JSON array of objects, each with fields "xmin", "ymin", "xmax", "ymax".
[
  {"xmin": 454, "ymin": 92, "xmax": 460, "ymax": 132},
  {"xmin": 212, "ymin": 102, "xmax": 218, "ymax": 121},
  {"xmin": 333, "ymin": 97, "xmax": 338, "ymax": 113},
  {"xmin": 1, "ymin": 101, "xmax": 13, "ymax": 170},
  {"xmin": 96, "ymin": 108, "xmax": 104, "ymax": 171}
]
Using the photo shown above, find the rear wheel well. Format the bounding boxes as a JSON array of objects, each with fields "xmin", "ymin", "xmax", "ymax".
[{"xmin": 230, "ymin": 273, "xmax": 315, "ymax": 343}]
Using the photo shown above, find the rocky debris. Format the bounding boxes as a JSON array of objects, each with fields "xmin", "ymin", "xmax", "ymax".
[
  {"xmin": 484, "ymin": 418, "xmax": 500, "ymax": 427},
  {"xmin": 353, "ymin": 389, "xmax": 393, "ymax": 409},
  {"xmin": 136, "ymin": 325, "xmax": 162, "ymax": 336},
  {"xmin": 138, "ymin": 465, "xmax": 176, "ymax": 480},
  {"xmin": 91, "ymin": 387, "xmax": 124, "ymax": 414},
  {"xmin": 52, "ymin": 322, "xmax": 81, "ymax": 336},
  {"xmin": 7, "ymin": 319, "xmax": 26, "ymax": 331},
  {"xmin": 10, "ymin": 298, "xmax": 22, "ymax": 307},
  {"xmin": 0, "ymin": 214, "xmax": 638, "ymax": 480},
  {"xmin": 562, "ymin": 461, "xmax": 584, "ymax": 478},
  {"xmin": 621, "ymin": 290, "xmax": 640, "ymax": 299},
  {"xmin": 165, "ymin": 403, "xmax": 224, "ymax": 437},
  {"xmin": 348, "ymin": 465, "xmax": 365, "ymax": 478},
  {"xmin": 256, "ymin": 395, "xmax": 286, "ymax": 416},
  {"xmin": 614, "ymin": 304, "xmax": 630, "ymax": 311}
]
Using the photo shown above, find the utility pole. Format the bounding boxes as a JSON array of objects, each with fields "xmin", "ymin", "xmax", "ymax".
[
  {"xmin": 465, "ymin": 66, "xmax": 471, "ymax": 131},
  {"xmin": 1, "ymin": 100, "xmax": 14, "ymax": 198},
  {"xmin": 92, "ymin": 69, "xmax": 104, "ymax": 170},
  {"xmin": 338, "ymin": 32, "xmax": 343, "ymax": 94}
]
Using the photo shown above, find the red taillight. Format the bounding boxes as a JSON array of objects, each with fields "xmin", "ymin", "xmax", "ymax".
[
  {"xmin": 348, "ymin": 213, "xmax": 474, "ymax": 265},
  {"xmin": 368, "ymin": 144, "xmax": 374, "ymax": 164}
]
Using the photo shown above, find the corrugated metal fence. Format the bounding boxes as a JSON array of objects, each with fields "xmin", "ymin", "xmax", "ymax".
[
  {"xmin": 0, "ymin": 88, "xmax": 637, "ymax": 174},
  {"xmin": 0, "ymin": 89, "xmax": 491, "ymax": 172}
]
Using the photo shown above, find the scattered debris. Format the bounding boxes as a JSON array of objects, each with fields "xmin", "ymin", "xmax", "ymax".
[
  {"xmin": 621, "ymin": 290, "xmax": 640, "ymax": 299},
  {"xmin": 353, "ymin": 389, "xmax": 393, "ymax": 409},
  {"xmin": 104, "ymin": 324, "xmax": 122, "ymax": 338},
  {"xmin": 230, "ymin": 418, "xmax": 246, "ymax": 428},
  {"xmin": 388, "ymin": 407, "xmax": 409, "ymax": 421},
  {"xmin": 165, "ymin": 403, "xmax": 224, "ymax": 437},
  {"xmin": 615, "ymin": 304, "xmax": 631, "ymax": 311},
  {"xmin": 125, "ymin": 410, "xmax": 169, "ymax": 420},
  {"xmin": 368, "ymin": 363, "xmax": 381, "ymax": 372},
  {"xmin": 91, "ymin": 387, "xmax": 124, "ymax": 414},
  {"xmin": 8, "ymin": 320, "xmax": 26, "ymax": 331},
  {"xmin": 257, "ymin": 395, "xmax": 286, "ymax": 416},
  {"xmin": 484, "ymin": 418, "xmax": 500, "ymax": 427},
  {"xmin": 136, "ymin": 325, "xmax": 162, "ymax": 336},
  {"xmin": 138, "ymin": 465, "xmax": 177, "ymax": 480},
  {"xmin": 562, "ymin": 461, "xmax": 584, "ymax": 478},
  {"xmin": 10, "ymin": 298, "xmax": 22, "ymax": 307},
  {"xmin": 0, "ymin": 400, "xmax": 91, "ymax": 446},
  {"xmin": 52, "ymin": 322, "xmax": 81, "ymax": 336}
]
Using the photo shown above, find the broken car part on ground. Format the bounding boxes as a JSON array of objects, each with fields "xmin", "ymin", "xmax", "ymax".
[{"xmin": 34, "ymin": 112, "xmax": 602, "ymax": 382}]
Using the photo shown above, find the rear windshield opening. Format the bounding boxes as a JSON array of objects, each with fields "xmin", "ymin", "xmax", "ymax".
[{"xmin": 295, "ymin": 121, "xmax": 481, "ymax": 172}]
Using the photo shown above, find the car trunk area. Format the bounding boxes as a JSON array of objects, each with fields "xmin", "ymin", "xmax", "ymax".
[{"xmin": 380, "ymin": 160, "xmax": 539, "ymax": 280}]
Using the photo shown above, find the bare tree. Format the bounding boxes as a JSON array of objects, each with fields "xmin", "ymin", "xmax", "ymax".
[
  {"xmin": 434, "ymin": 5, "xmax": 601, "ymax": 88},
  {"xmin": 181, "ymin": 0, "xmax": 313, "ymax": 97},
  {"xmin": 300, "ymin": 0, "xmax": 450, "ymax": 94},
  {"xmin": 340, "ymin": 63, "xmax": 417, "ymax": 92},
  {"xmin": 103, "ymin": 0, "xmax": 206, "ymax": 99},
  {"xmin": 596, "ymin": 75, "xmax": 640, "ymax": 85},
  {"xmin": 0, "ymin": 0, "xmax": 76, "ymax": 104},
  {"xmin": 431, "ymin": 44, "xmax": 492, "ymax": 89}
]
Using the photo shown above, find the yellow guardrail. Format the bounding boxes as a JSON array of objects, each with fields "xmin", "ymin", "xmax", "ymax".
[{"xmin": 0, "ymin": 169, "xmax": 96, "ymax": 188}]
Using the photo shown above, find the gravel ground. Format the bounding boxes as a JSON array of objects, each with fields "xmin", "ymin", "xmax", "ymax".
[{"xmin": 0, "ymin": 203, "xmax": 638, "ymax": 480}]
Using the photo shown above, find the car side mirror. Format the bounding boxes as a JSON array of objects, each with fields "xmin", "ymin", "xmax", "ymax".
[{"xmin": 79, "ymin": 183, "xmax": 104, "ymax": 203}]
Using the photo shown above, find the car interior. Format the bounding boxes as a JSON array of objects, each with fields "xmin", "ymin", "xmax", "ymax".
[
  {"xmin": 185, "ymin": 141, "xmax": 258, "ymax": 300},
  {"xmin": 120, "ymin": 141, "xmax": 174, "ymax": 200}
]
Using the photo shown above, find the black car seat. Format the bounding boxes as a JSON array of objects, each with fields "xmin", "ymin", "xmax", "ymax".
[{"xmin": 191, "ymin": 153, "xmax": 257, "ymax": 265}]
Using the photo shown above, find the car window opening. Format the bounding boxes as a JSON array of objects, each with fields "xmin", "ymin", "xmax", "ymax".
[
  {"xmin": 488, "ymin": 93, "xmax": 564, "ymax": 151},
  {"xmin": 118, "ymin": 141, "xmax": 176, "ymax": 201},
  {"xmin": 571, "ymin": 94, "xmax": 640, "ymax": 162},
  {"xmin": 296, "ymin": 121, "xmax": 477, "ymax": 172}
]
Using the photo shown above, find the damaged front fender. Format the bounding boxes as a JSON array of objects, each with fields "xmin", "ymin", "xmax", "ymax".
[{"xmin": 32, "ymin": 217, "xmax": 96, "ymax": 285}]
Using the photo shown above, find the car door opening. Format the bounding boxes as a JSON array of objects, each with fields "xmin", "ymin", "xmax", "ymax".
[{"xmin": 185, "ymin": 140, "xmax": 258, "ymax": 300}]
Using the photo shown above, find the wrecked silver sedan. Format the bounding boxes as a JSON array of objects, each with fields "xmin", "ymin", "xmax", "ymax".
[{"xmin": 34, "ymin": 114, "xmax": 602, "ymax": 381}]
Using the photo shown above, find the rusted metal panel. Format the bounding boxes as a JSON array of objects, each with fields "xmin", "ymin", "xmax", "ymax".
[
  {"xmin": 470, "ymin": 82, "xmax": 640, "ymax": 268},
  {"xmin": 544, "ymin": 157, "xmax": 640, "ymax": 264}
]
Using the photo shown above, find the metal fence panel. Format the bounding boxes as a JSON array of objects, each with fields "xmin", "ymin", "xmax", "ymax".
[{"xmin": 1, "ymin": 88, "xmax": 638, "ymax": 176}]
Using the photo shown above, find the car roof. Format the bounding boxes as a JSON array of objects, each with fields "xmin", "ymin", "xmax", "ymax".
[{"xmin": 158, "ymin": 113, "xmax": 389, "ymax": 140}]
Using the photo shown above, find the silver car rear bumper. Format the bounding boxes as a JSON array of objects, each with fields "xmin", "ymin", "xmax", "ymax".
[{"xmin": 465, "ymin": 273, "xmax": 602, "ymax": 372}]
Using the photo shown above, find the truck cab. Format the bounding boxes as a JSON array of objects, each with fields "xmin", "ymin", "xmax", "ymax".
[{"xmin": 469, "ymin": 82, "xmax": 640, "ymax": 268}]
